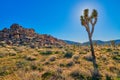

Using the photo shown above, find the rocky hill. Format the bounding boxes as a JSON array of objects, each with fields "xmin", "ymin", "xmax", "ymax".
[{"xmin": 0, "ymin": 24, "xmax": 66, "ymax": 48}]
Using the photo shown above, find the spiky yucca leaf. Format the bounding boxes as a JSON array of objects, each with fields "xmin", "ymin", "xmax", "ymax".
[
  {"xmin": 80, "ymin": 16, "xmax": 85, "ymax": 26},
  {"xmin": 91, "ymin": 9, "xmax": 98, "ymax": 18},
  {"xmin": 84, "ymin": 9, "xmax": 89, "ymax": 19}
]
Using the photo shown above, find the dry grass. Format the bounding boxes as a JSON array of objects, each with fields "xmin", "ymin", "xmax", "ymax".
[{"xmin": 0, "ymin": 45, "xmax": 120, "ymax": 80}]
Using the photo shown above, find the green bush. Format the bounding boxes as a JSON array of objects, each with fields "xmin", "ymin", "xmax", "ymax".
[
  {"xmin": 73, "ymin": 55, "xmax": 79, "ymax": 60},
  {"xmin": 9, "ymin": 51, "xmax": 17, "ymax": 56},
  {"xmin": 0, "ymin": 66, "xmax": 11, "ymax": 76},
  {"xmin": 30, "ymin": 62, "xmax": 44, "ymax": 71},
  {"xmin": 0, "ymin": 53, "xmax": 5, "ymax": 58},
  {"xmin": 16, "ymin": 61, "xmax": 28, "ymax": 68},
  {"xmin": 39, "ymin": 50, "xmax": 53, "ymax": 55},
  {"xmin": 41, "ymin": 71, "xmax": 64, "ymax": 80},
  {"xmin": 0, "ymin": 41, "xmax": 7, "ymax": 47},
  {"xmin": 49, "ymin": 56, "xmax": 56, "ymax": 61},
  {"xmin": 0, "ymin": 51, "xmax": 9, "ymax": 58},
  {"xmin": 25, "ymin": 55, "xmax": 37, "ymax": 61},
  {"xmin": 79, "ymin": 51, "xmax": 87, "ymax": 54},
  {"xmin": 41, "ymin": 71, "xmax": 53, "ymax": 80},
  {"xmin": 70, "ymin": 70, "xmax": 92, "ymax": 80},
  {"xmin": 55, "ymin": 51, "xmax": 64, "ymax": 54},
  {"xmin": 44, "ymin": 61, "xmax": 50, "ymax": 65},
  {"xmin": 64, "ymin": 52, "xmax": 73, "ymax": 58},
  {"xmin": 70, "ymin": 70, "xmax": 84, "ymax": 80},
  {"xmin": 31, "ymin": 64, "xmax": 37, "ymax": 70},
  {"xmin": 59, "ymin": 63, "xmax": 66, "ymax": 67},
  {"xmin": 84, "ymin": 55, "xmax": 93, "ymax": 62},
  {"xmin": 66, "ymin": 61, "xmax": 74, "ymax": 67},
  {"xmin": 113, "ymin": 56, "xmax": 120, "ymax": 60},
  {"xmin": 106, "ymin": 48, "xmax": 112, "ymax": 52}
]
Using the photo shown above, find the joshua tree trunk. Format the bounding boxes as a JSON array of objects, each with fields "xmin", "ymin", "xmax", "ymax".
[{"xmin": 88, "ymin": 32, "xmax": 99, "ymax": 79}]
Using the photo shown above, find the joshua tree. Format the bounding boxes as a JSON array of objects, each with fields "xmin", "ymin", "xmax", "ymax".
[
  {"xmin": 110, "ymin": 40, "xmax": 115, "ymax": 49},
  {"xmin": 94, "ymin": 42, "xmax": 97, "ymax": 47},
  {"xmin": 80, "ymin": 9, "xmax": 100, "ymax": 79}
]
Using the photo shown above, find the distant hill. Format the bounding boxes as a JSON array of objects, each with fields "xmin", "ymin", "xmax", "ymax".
[
  {"xmin": 64, "ymin": 40, "xmax": 120, "ymax": 45},
  {"xmin": 0, "ymin": 24, "xmax": 66, "ymax": 48},
  {"xmin": 64, "ymin": 40, "xmax": 81, "ymax": 45},
  {"xmin": 82, "ymin": 40, "xmax": 104, "ymax": 45},
  {"xmin": 82, "ymin": 40, "xmax": 120, "ymax": 45}
]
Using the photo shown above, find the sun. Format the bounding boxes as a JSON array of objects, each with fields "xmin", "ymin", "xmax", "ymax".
[
  {"xmin": 71, "ymin": 1, "xmax": 104, "ymax": 26},
  {"xmin": 77, "ymin": 2, "xmax": 101, "ymax": 17}
]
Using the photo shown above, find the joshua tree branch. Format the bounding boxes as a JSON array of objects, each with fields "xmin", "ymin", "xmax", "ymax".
[
  {"xmin": 93, "ymin": 18, "xmax": 97, "ymax": 26},
  {"xmin": 90, "ymin": 18, "xmax": 97, "ymax": 37},
  {"xmin": 91, "ymin": 24, "xmax": 94, "ymax": 37}
]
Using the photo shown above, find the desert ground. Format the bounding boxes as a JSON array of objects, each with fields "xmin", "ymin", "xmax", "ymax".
[{"xmin": 0, "ymin": 44, "xmax": 120, "ymax": 80}]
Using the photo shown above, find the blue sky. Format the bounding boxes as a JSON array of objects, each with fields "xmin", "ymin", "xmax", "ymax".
[{"xmin": 0, "ymin": 0, "xmax": 120, "ymax": 42}]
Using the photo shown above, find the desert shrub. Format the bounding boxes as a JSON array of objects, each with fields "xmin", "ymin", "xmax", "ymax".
[
  {"xmin": 106, "ymin": 75, "xmax": 112, "ymax": 80},
  {"xmin": 0, "ymin": 66, "xmax": 12, "ymax": 76},
  {"xmin": 112, "ymin": 51, "xmax": 119, "ymax": 55},
  {"xmin": 55, "ymin": 51, "xmax": 60, "ymax": 54},
  {"xmin": 64, "ymin": 52, "xmax": 73, "ymax": 58},
  {"xmin": 79, "ymin": 51, "xmax": 87, "ymax": 54},
  {"xmin": 105, "ymin": 72, "xmax": 116, "ymax": 80},
  {"xmin": 109, "ymin": 66, "xmax": 120, "ymax": 77},
  {"xmin": 59, "ymin": 63, "xmax": 66, "ymax": 67},
  {"xmin": 84, "ymin": 54, "xmax": 93, "ymax": 62},
  {"xmin": 44, "ymin": 61, "xmax": 50, "ymax": 65},
  {"xmin": 59, "ymin": 60, "xmax": 74, "ymax": 67},
  {"xmin": 9, "ymin": 51, "xmax": 17, "ymax": 56},
  {"xmin": 29, "ymin": 62, "xmax": 44, "ymax": 71},
  {"xmin": 0, "ymin": 41, "xmax": 7, "ymax": 47},
  {"xmin": 115, "ymin": 78, "xmax": 120, "ymax": 80},
  {"xmin": 56, "ymin": 68, "xmax": 63, "ymax": 74},
  {"xmin": 83, "ymin": 48, "xmax": 90, "ymax": 52},
  {"xmin": 14, "ymin": 70, "xmax": 41, "ymax": 80},
  {"xmin": 44, "ymin": 46, "xmax": 53, "ymax": 48},
  {"xmin": 30, "ymin": 44, "xmax": 35, "ymax": 48},
  {"xmin": 39, "ymin": 50, "xmax": 53, "ymax": 55},
  {"xmin": 31, "ymin": 64, "xmax": 37, "ymax": 70},
  {"xmin": 55, "ymin": 51, "xmax": 64, "ymax": 54},
  {"xmin": 101, "ymin": 55, "xmax": 107, "ymax": 61},
  {"xmin": 25, "ymin": 55, "xmax": 37, "ymax": 61},
  {"xmin": 58, "ymin": 46, "xmax": 63, "ymax": 48},
  {"xmin": 66, "ymin": 61, "xmax": 74, "ymax": 67},
  {"xmin": 0, "ymin": 51, "xmax": 9, "ymax": 58},
  {"xmin": 106, "ymin": 48, "xmax": 112, "ymax": 52},
  {"xmin": 113, "ymin": 55, "xmax": 120, "ymax": 60},
  {"xmin": 74, "ymin": 61, "xmax": 80, "ymax": 64},
  {"xmin": 41, "ymin": 71, "xmax": 54, "ymax": 80},
  {"xmin": 101, "ymin": 48, "xmax": 106, "ymax": 51},
  {"xmin": 12, "ymin": 46, "xmax": 25, "ymax": 53},
  {"xmin": 70, "ymin": 70, "xmax": 91, "ymax": 80},
  {"xmin": 38, "ymin": 66, "xmax": 44, "ymax": 72},
  {"xmin": 0, "ymin": 53, "xmax": 6, "ymax": 58},
  {"xmin": 32, "ymin": 52, "xmax": 39, "ymax": 56},
  {"xmin": 0, "ymin": 54, "xmax": 4, "ymax": 58},
  {"xmin": 70, "ymin": 70, "xmax": 83, "ymax": 79},
  {"xmin": 72, "ymin": 54, "xmax": 79, "ymax": 60},
  {"xmin": 73, "ymin": 55, "xmax": 80, "ymax": 64},
  {"xmin": 49, "ymin": 56, "xmax": 56, "ymax": 61},
  {"xmin": 112, "ymin": 52, "xmax": 120, "ymax": 61},
  {"xmin": 16, "ymin": 61, "xmax": 28, "ymax": 69},
  {"xmin": 41, "ymin": 71, "xmax": 64, "ymax": 80}
]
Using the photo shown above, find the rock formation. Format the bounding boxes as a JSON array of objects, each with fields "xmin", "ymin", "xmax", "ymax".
[{"xmin": 0, "ymin": 24, "xmax": 66, "ymax": 48}]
